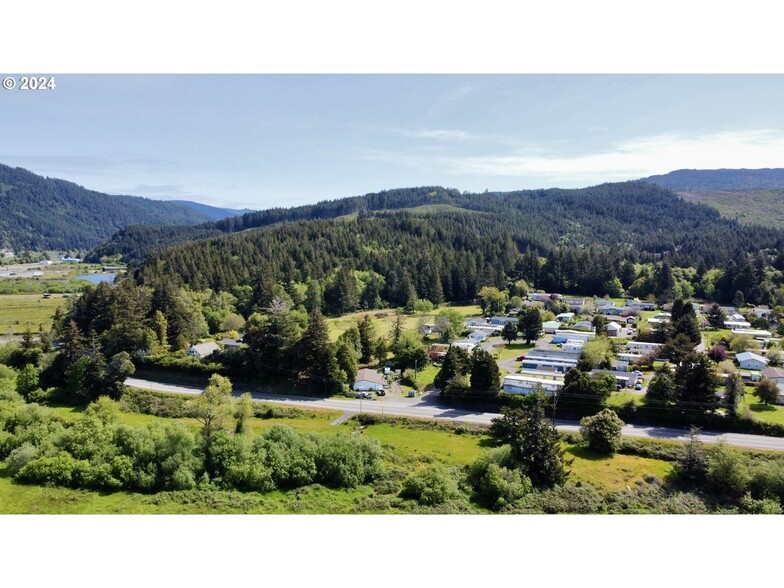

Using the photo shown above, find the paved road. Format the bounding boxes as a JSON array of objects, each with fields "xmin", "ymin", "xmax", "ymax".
[{"xmin": 124, "ymin": 377, "xmax": 784, "ymax": 451}]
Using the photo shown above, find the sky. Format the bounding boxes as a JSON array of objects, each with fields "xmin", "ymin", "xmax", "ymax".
[{"xmin": 2, "ymin": 74, "xmax": 784, "ymax": 210}]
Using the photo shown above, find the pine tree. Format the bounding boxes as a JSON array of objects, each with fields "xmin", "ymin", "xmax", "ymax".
[
  {"xmin": 357, "ymin": 315, "xmax": 376, "ymax": 364},
  {"xmin": 470, "ymin": 347, "xmax": 500, "ymax": 395},
  {"xmin": 434, "ymin": 346, "xmax": 471, "ymax": 389},
  {"xmin": 518, "ymin": 307, "xmax": 543, "ymax": 344},
  {"xmin": 301, "ymin": 309, "xmax": 343, "ymax": 393},
  {"xmin": 496, "ymin": 392, "xmax": 571, "ymax": 488},
  {"xmin": 304, "ymin": 279, "xmax": 322, "ymax": 314},
  {"xmin": 707, "ymin": 304, "xmax": 726, "ymax": 328}
]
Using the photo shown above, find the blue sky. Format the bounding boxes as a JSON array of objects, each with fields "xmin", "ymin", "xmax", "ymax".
[{"xmin": 2, "ymin": 74, "xmax": 784, "ymax": 209}]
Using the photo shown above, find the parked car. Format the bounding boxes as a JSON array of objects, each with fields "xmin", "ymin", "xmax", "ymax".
[
  {"xmin": 634, "ymin": 383, "xmax": 643, "ymax": 391},
  {"xmin": 376, "ymin": 389, "xmax": 386, "ymax": 396},
  {"xmin": 517, "ymin": 355, "xmax": 526, "ymax": 361}
]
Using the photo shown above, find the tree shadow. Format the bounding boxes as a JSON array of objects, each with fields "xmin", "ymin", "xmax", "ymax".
[
  {"xmin": 565, "ymin": 445, "xmax": 613, "ymax": 462},
  {"xmin": 749, "ymin": 404, "xmax": 777, "ymax": 413}
]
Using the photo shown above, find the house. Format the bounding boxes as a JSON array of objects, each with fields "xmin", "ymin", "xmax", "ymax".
[
  {"xmin": 611, "ymin": 359, "xmax": 630, "ymax": 372},
  {"xmin": 736, "ymin": 351, "xmax": 769, "ymax": 371},
  {"xmin": 353, "ymin": 368, "xmax": 386, "ymax": 392},
  {"xmin": 605, "ymin": 322, "xmax": 622, "ymax": 337},
  {"xmin": 467, "ymin": 330, "xmax": 487, "ymax": 342},
  {"xmin": 187, "ymin": 341, "xmax": 221, "ymax": 358},
  {"xmin": 595, "ymin": 300, "xmax": 616, "ymax": 309},
  {"xmin": 465, "ymin": 317, "xmax": 489, "ymax": 328},
  {"xmin": 553, "ymin": 329, "xmax": 594, "ymax": 342},
  {"xmin": 627, "ymin": 341, "xmax": 663, "ymax": 354},
  {"xmin": 625, "ymin": 316, "xmax": 636, "ymax": 325},
  {"xmin": 542, "ymin": 320, "xmax": 561, "ymax": 334},
  {"xmin": 605, "ymin": 307, "xmax": 625, "ymax": 316},
  {"xmin": 428, "ymin": 343, "xmax": 449, "ymax": 361},
  {"xmin": 752, "ymin": 307, "xmax": 771, "ymax": 319},
  {"xmin": 561, "ymin": 340, "xmax": 584, "ymax": 352},
  {"xmin": 530, "ymin": 292, "xmax": 557, "ymax": 302},
  {"xmin": 555, "ymin": 312, "xmax": 575, "ymax": 323},
  {"xmin": 488, "ymin": 316, "xmax": 519, "ymax": 326},
  {"xmin": 732, "ymin": 329, "xmax": 772, "ymax": 339},
  {"xmin": 60, "ymin": 256, "xmax": 82, "ymax": 263},
  {"xmin": 625, "ymin": 300, "xmax": 656, "ymax": 311},
  {"xmin": 590, "ymin": 369, "xmax": 635, "ymax": 389},
  {"xmin": 617, "ymin": 352, "xmax": 643, "ymax": 363},
  {"xmin": 563, "ymin": 298, "xmax": 586, "ymax": 310},
  {"xmin": 502, "ymin": 374, "xmax": 562, "ymax": 396},
  {"xmin": 724, "ymin": 320, "xmax": 752, "ymax": 330},
  {"xmin": 572, "ymin": 320, "xmax": 594, "ymax": 331},
  {"xmin": 761, "ymin": 367, "xmax": 784, "ymax": 403},
  {"xmin": 451, "ymin": 340, "xmax": 476, "ymax": 352},
  {"xmin": 221, "ymin": 338, "xmax": 243, "ymax": 350},
  {"xmin": 0, "ymin": 248, "xmax": 14, "ymax": 258}
]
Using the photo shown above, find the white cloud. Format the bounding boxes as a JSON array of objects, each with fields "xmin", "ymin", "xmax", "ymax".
[{"xmin": 441, "ymin": 130, "xmax": 784, "ymax": 181}]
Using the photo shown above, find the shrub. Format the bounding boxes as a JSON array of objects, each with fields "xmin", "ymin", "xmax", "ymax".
[
  {"xmin": 579, "ymin": 409, "xmax": 624, "ymax": 454},
  {"xmin": 253, "ymin": 425, "xmax": 318, "ymax": 488},
  {"xmin": 401, "ymin": 464, "xmax": 461, "ymax": 505},
  {"xmin": 749, "ymin": 459, "xmax": 784, "ymax": 502},
  {"xmin": 314, "ymin": 434, "xmax": 383, "ymax": 488},
  {"xmin": 705, "ymin": 442, "xmax": 751, "ymax": 500},
  {"xmin": 17, "ymin": 451, "xmax": 91, "ymax": 487},
  {"xmin": 739, "ymin": 493, "xmax": 784, "ymax": 514},
  {"xmin": 475, "ymin": 463, "xmax": 532, "ymax": 510},
  {"xmin": 4, "ymin": 442, "xmax": 39, "ymax": 475}
]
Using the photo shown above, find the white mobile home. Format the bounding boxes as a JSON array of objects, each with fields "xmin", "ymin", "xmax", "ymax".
[
  {"xmin": 502, "ymin": 374, "xmax": 563, "ymax": 396},
  {"xmin": 353, "ymin": 369, "xmax": 386, "ymax": 392},
  {"xmin": 736, "ymin": 352, "xmax": 769, "ymax": 371}
]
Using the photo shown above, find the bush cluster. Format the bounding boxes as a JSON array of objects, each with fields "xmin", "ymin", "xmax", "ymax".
[{"xmin": 1, "ymin": 395, "xmax": 383, "ymax": 495}]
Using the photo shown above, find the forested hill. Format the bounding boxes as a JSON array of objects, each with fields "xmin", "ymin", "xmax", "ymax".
[
  {"xmin": 87, "ymin": 186, "xmax": 466, "ymax": 262},
  {"xmin": 134, "ymin": 181, "xmax": 784, "ymax": 299},
  {"xmin": 643, "ymin": 168, "xmax": 784, "ymax": 191},
  {"xmin": 0, "ymin": 164, "xmax": 240, "ymax": 251}
]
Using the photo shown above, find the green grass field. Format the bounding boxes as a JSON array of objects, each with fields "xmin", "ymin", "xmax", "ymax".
[
  {"xmin": 0, "ymin": 294, "xmax": 69, "ymax": 334},
  {"xmin": 497, "ymin": 341, "xmax": 534, "ymax": 361},
  {"xmin": 564, "ymin": 444, "xmax": 673, "ymax": 490},
  {"xmin": 0, "ymin": 393, "xmax": 687, "ymax": 514},
  {"xmin": 326, "ymin": 304, "xmax": 481, "ymax": 341},
  {"xmin": 742, "ymin": 391, "xmax": 784, "ymax": 425}
]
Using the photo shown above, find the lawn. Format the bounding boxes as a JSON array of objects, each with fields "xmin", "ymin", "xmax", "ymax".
[
  {"xmin": 326, "ymin": 304, "xmax": 481, "ymax": 341},
  {"xmin": 0, "ymin": 294, "xmax": 69, "ymax": 334},
  {"xmin": 742, "ymin": 391, "xmax": 784, "ymax": 425},
  {"xmin": 359, "ymin": 423, "xmax": 487, "ymax": 466},
  {"xmin": 497, "ymin": 341, "xmax": 534, "ymax": 361},
  {"xmin": 606, "ymin": 392, "xmax": 643, "ymax": 407},
  {"xmin": 564, "ymin": 443, "xmax": 674, "ymax": 491}
]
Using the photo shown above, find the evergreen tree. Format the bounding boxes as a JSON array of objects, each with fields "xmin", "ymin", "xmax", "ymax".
[
  {"xmin": 675, "ymin": 352, "xmax": 720, "ymax": 410},
  {"xmin": 470, "ymin": 347, "xmax": 500, "ymax": 395},
  {"xmin": 509, "ymin": 392, "xmax": 571, "ymax": 488},
  {"xmin": 300, "ymin": 309, "xmax": 343, "ymax": 393},
  {"xmin": 336, "ymin": 340, "xmax": 359, "ymax": 385},
  {"xmin": 501, "ymin": 321, "xmax": 518, "ymax": 344},
  {"xmin": 304, "ymin": 279, "xmax": 322, "ymax": 314},
  {"xmin": 357, "ymin": 315, "xmax": 376, "ymax": 364},
  {"xmin": 434, "ymin": 346, "xmax": 472, "ymax": 390},
  {"xmin": 723, "ymin": 372, "xmax": 744, "ymax": 417},
  {"xmin": 645, "ymin": 365, "xmax": 675, "ymax": 405},
  {"xmin": 518, "ymin": 307, "xmax": 543, "ymax": 345},
  {"xmin": 707, "ymin": 304, "xmax": 726, "ymax": 328}
]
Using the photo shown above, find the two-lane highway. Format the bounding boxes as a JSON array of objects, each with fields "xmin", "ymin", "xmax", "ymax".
[{"xmin": 124, "ymin": 377, "xmax": 784, "ymax": 451}]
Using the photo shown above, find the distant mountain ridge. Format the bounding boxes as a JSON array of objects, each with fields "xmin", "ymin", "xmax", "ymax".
[
  {"xmin": 170, "ymin": 200, "xmax": 254, "ymax": 220},
  {"xmin": 0, "ymin": 164, "xmax": 252, "ymax": 251},
  {"xmin": 642, "ymin": 168, "xmax": 784, "ymax": 191}
]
